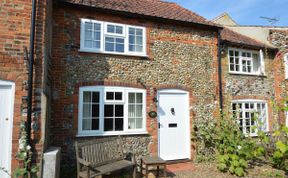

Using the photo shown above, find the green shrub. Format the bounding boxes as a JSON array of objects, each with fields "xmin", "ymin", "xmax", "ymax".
[{"xmin": 215, "ymin": 116, "xmax": 258, "ymax": 177}]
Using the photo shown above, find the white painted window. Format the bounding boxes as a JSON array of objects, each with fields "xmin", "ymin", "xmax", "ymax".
[
  {"xmin": 80, "ymin": 19, "xmax": 146, "ymax": 56},
  {"xmin": 78, "ymin": 86, "xmax": 146, "ymax": 136},
  {"xmin": 284, "ymin": 53, "xmax": 288, "ymax": 79},
  {"xmin": 228, "ymin": 48, "xmax": 265, "ymax": 75},
  {"xmin": 232, "ymin": 100, "xmax": 269, "ymax": 136}
]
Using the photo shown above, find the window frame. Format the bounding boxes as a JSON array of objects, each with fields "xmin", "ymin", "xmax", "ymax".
[
  {"xmin": 78, "ymin": 86, "xmax": 147, "ymax": 136},
  {"xmin": 80, "ymin": 18, "xmax": 147, "ymax": 57},
  {"xmin": 80, "ymin": 19, "xmax": 104, "ymax": 52},
  {"xmin": 231, "ymin": 99, "xmax": 269, "ymax": 137},
  {"xmin": 228, "ymin": 48, "xmax": 265, "ymax": 75}
]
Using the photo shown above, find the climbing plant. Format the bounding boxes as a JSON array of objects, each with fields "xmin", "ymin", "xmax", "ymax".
[{"xmin": 13, "ymin": 121, "xmax": 38, "ymax": 178}]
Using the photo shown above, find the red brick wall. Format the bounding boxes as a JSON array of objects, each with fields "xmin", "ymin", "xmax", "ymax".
[{"xmin": 0, "ymin": 0, "xmax": 51, "ymax": 173}]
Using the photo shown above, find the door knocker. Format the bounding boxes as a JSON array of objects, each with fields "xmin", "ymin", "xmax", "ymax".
[{"xmin": 171, "ymin": 108, "xmax": 175, "ymax": 115}]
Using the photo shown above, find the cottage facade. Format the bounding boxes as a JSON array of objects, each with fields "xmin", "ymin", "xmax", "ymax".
[{"xmin": 0, "ymin": 1, "xmax": 287, "ymax": 177}]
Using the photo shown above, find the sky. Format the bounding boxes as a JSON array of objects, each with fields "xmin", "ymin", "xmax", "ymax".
[{"xmin": 167, "ymin": 0, "xmax": 288, "ymax": 26}]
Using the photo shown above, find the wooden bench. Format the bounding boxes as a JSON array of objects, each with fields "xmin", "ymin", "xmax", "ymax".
[{"xmin": 75, "ymin": 136, "xmax": 136, "ymax": 178}]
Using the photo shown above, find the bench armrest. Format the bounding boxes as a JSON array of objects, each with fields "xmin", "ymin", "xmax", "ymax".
[{"xmin": 77, "ymin": 158, "xmax": 91, "ymax": 167}]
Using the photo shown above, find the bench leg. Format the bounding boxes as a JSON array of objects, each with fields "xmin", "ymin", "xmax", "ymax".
[
  {"xmin": 133, "ymin": 165, "xmax": 137, "ymax": 178},
  {"xmin": 163, "ymin": 165, "xmax": 167, "ymax": 178},
  {"xmin": 140, "ymin": 159, "xmax": 143, "ymax": 177},
  {"xmin": 145, "ymin": 164, "xmax": 148, "ymax": 178},
  {"xmin": 157, "ymin": 166, "xmax": 159, "ymax": 177}
]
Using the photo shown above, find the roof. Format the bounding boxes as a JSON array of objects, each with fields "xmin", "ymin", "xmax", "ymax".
[
  {"xmin": 59, "ymin": 0, "xmax": 219, "ymax": 29},
  {"xmin": 220, "ymin": 27, "xmax": 276, "ymax": 49},
  {"xmin": 212, "ymin": 13, "xmax": 238, "ymax": 26}
]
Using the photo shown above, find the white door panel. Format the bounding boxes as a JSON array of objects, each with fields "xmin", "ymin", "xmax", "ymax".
[
  {"xmin": 0, "ymin": 81, "xmax": 15, "ymax": 178},
  {"xmin": 157, "ymin": 90, "xmax": 190, "ymax": 160}
]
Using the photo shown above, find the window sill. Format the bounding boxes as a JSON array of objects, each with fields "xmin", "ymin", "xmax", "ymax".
[
  {"xmin": 229, "ymin": 72, "xmax": 267, "ymax": 77},
  {"xmin": 79, "ymin": 48, "xmax": 149, "ymax": 58},
  {"xmin": 76, "ymin": 131, "xmax": 149, "ymax": 137}
]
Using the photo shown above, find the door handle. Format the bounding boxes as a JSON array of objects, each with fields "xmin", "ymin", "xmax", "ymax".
[{"xmin": 5, "ymin": 118, "xmax": 8, "ymax": 121}]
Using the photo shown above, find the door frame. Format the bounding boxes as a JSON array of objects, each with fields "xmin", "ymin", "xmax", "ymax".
[
  {"xmin": 157, "ymin": 89, "xmax": 191, "ymax": 160},
  {"xmin": 0, "ymin": 80, "xmax": 15, "ymax": 175}
]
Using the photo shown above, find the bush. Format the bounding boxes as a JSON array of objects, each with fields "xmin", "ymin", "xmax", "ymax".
[{"xmin": 215, "ymin": 116, "xmax": 260, "ymax": 177}]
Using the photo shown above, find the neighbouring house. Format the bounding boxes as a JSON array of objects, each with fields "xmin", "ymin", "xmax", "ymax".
[
  {"xmin": 0, "ymin": 1, "xmax": 53, "ymax": 178},
  {"xmin": 213, "ymin": 13, "xmax": 288, "ymax": 128},
  {"xmin": 1, "ymin": 1, "xmax": 288, "ymax": 178}
]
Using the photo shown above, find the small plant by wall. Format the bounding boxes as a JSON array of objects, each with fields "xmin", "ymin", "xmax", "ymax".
[{"xmin": 13, "ymin": 121, "xmax": 38, "ymax": 178}]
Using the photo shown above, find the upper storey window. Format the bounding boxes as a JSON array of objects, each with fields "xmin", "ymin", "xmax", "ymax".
[
  {"xmin": 80, "ymin": 19, "xmax": 146, "ymax": 56},
  {"xmin": 228, "ymin": 48, "xmax": 265, "ymax": 75}
]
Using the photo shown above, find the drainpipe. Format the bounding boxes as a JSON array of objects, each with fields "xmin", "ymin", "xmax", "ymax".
[
  {"xmin": 27, "ymin": 0, "xmax": 37, "ymax": 145},
  {"xmin": 217, "ymin": 29, "xmax": 224, "ymax": 116}
]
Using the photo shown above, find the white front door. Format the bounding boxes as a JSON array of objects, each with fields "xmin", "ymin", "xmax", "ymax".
[
  {"xmin": 0, "ymin": 81, "xmax": 15, "ymax": 178},
  {"xmin": 157, "ymin": 89, "xmax": 190, "ymax": 160}
]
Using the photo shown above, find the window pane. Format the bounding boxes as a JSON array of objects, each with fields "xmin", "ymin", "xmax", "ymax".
[
  {"xmin": 82, "ymin": 119, "xmax": 91, "ymax": 130},
  {"xmin": 235, "ymin": 51, "xmax": 239, "ymax": 56},
  {"xmin": 85, "ymin": 31, "xmax": 92, "ymax": 40},
  {"xmin": 106, "ymin": 37, "xmax": 114, "ymax": 42},
  {"xmin": 105, "ymin": 42, "xmax": 114, "ymax": 52},
  {"xmin": 129, "ymin": 35, "xmax": 135, "ymax": 44},
  {"xmin": 83, "ymin": 104, "xmax": 91, "ymax": 117},
  {"xmin": 128, "ymin": 118, "xmax": 136, "ymax": 129},
  {"xmin": 115, "ymin": 105, "xmax": 124, "ymax": 117},
  {"xmin": 104, "ymin": 118, "xmax": 113, "ymax": 131},
  {"xmin": 92, "ymin": 41, "xmax": 100, "ymax": 49},
  {"xmin": 115, "ymin": 92, "xmax": 122, "ymax": 100},
  {"xmin": 129, "ymin": 105, "xmax": 135, "ymax": 117},
  {"xmin": 84, "ymin": 40, "xmax": 92, "ymax": 48},
  {"xmin": 92, "ymin": 119, "xmax": 99, "ymax": 130},
  {"xmin": 136, "ymin": 118, "xmax": 143, "ymax": 128},
  {"xmin": 94, "ymin": 32, "xmax": 101, "ymax": 40},
  {"xmin": 136, "ymin": 105, "xmax": 143, "ymax": 117},
  {"xmin": 129, "ymin": 28, "xmax": 135, "ymax": 35},
  {"xmin": 106, "ymin": 92, "xmax": 114, "ymax": 100},
  {"xmin": 115, "ymin": 118, "xmax": 123, "ymax": 131},
  {"xmin": 104, "ymin": 105, "xmax": 114, "ymax": 117},
  {"xmin": 129, "ymin": 45, "xmax": 135, "ymax": 52},
  {"xmin": 129, "ymin": 93, "xmax": 136, "ymax": 103},
  {"xmin": 83, "ymin": 92, "xmax": 91, "ymax": 102},
  {"xmin": 107, "ymin": 25, "xmax": 115, "ymax": 33},
  {"xmin": 116, "ymin": 26, "xmax": 123, "ymax": 34},
  {"xmin": 85, "ymin": 22, "xmax": 92, "ymax": 30},
  {"xmin": 92, "ymin": 92, "xmax": 99, "ymax": 102},
  {"xmin": 116, "ymin": 38, "xmax": 124, "ymax": 43},
  {"xmin": 135, "ymin": 45, "xmax": 143, "ymax": 52},
  {"xmin": 136, "ymin": 36, "xmax": 143, "ymax": 45},
  {"xmin": 116, "ymin": 44, "xmax": 124, "ymax": 52},
  {"xmin": 92, "ymin": 104, "xmax": 99, "ymax": 117},
  {"xmin": 136, "ymin": 93, "xmax": 143, "ymax": 103},
  {"xmin": 94, "ymin": 23, "xmax": 101, "ymax": 31},
  {"xmin": 229, "ymin": 50, "xmax": 234, "ymax": 56},
  {"xmin": 136, "ymin": 29, "xmax": 143, "ymax": 36}
]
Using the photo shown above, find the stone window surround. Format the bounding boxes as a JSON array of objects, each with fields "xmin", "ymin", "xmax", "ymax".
[
  {"xmin": 228, "ymin": 48, "xmax": 265, "ymax": 76},
  {"xmin": 231, "ymin": 99, "xmax": 269, "ymax": 137},
  {"xmin": 77, "ymin": 86, "xmax": 147, "ymax": 137},
  {"xmin": 79, "ymin": 18, "xmax": 147, "ymax": 57}
]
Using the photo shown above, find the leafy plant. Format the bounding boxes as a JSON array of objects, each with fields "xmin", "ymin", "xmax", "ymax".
[
  {"xmin": 13, "ymin": 121, "xmax": 38, "ymax": 178},
  {"xmin": 215, "ymin": 115, "xmax": 259, "ymax": 177}
]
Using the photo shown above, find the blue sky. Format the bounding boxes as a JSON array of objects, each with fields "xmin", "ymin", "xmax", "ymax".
[{"xmin": 167, "ymin": 0, "xmax": 288, "ymax": 26}]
